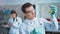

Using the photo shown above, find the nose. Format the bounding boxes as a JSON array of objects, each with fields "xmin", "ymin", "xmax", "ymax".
[{"xmin": 32, "ymin": 12, "xmax": 34, "ymax": 15}]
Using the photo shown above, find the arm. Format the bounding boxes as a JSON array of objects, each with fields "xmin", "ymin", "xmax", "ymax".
[
  {"xmin": 7, "ymin": 18, "xmax": 12, "ymax": 27},
  {"xmin": 50, "ymin": 15, "xmax": 58, "ymax": 30},
  {"xmin": 41, "ymin": 18, "xmax": 51, "ymax": 24},
  {"xmin": 42, "ymin": 17, "xmax": 58, "ymax": 30},
  {"xmin": 49, "ymin": 5, "xmax": 58, "ymax": 30},
  {"xmin": 19, "ymin": 23, "xmax": 26, "ymax": 34}
]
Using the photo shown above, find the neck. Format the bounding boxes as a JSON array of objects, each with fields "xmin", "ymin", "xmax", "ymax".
[{"xmin": 27, "ymin": 17, "xmax": 35, "ymax": 20}]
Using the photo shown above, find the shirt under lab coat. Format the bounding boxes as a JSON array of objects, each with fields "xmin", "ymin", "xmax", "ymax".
[{"xmin": 8, "ymin": 16, "xmax": 22, "ymax": 34}]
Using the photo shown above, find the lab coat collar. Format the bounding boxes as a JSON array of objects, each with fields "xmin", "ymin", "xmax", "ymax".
[
  {"xmin": 11, "ymin": 16, "xmax": 18, "ymax": 22},
  {"xmin": 25, "ymin": 17, "xmax": 37, "ymax": 21}
]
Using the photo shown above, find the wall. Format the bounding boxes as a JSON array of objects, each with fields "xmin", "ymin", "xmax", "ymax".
[
  {"xmin": 0, "ymin": 5, "xmax": 23, "ymax": 21},
  {"xmin": 0, "ymin": 0, "xmax": 60, "ymax": 19},
  {"xmin": 0, "ymin": 0, "xmax": 60, "ymax": 5},
  {"xmin": 40, "ymin": 3, "xmax": 60, "ymax": 19}
]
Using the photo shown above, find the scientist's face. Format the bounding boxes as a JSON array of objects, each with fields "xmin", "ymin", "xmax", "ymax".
[
  {"xmin": 24, "ymin": 6, "xmax": 35, "ymax": 20},
  {"xmin": 11, "ymin": 14, "xmax": 16, "ymax": 18}
]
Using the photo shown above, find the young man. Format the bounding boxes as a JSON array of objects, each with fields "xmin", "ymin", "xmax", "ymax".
[{"xmin": 20, "ymin": 3, "xmax": 58, "ymax": 34}]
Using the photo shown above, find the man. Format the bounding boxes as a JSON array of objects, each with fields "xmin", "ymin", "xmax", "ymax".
[{"xmin": 20, "ymin": 3, "xmax": 58, "ymax": 34}]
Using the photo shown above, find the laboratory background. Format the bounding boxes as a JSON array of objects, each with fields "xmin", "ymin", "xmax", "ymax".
[{"xmin": 0, "ymin": 0, "xmax": 60, "ymax": 34}]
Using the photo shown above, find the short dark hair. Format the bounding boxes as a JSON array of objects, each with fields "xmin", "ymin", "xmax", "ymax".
[
  {"xmin": 21, "ymin": 3, "xmax": 33, "ymax": 13},
  {"xmin": 10, "ymin": 10, "xmax": 17, "ymax": 16}
]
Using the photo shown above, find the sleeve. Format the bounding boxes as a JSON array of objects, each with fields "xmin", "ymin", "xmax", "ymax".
[
  {"xmin": 19, "ymin": 23, "xmax": 26, "ymax": 34},
  {"xmin": 7, "ymin": 18, "xmax": 12, "ymax": 27},
  {"xmin": 8, "ymin": 18, "xmax": 11, "ymax": 23},
  {"xmin": 41, "ymin": 18, "xmax": 51, "ymax": 24},
  {"xmin": 50, "ymin": 16, "xmax": 58, "ymax": 30},
  {"xmin": 18, "ymin": 18, "xmax": 22, "ymax": 27},
  {"xmin": 7, "ymin": 18, "xmax": 11, "ymax": 25},
  {"xmin": 42, "ymin": 17, "xmax": 58, "ymax": 30}
]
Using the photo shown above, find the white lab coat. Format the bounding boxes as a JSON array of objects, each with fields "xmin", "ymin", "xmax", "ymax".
[
  {"xmin": 20, "ymin": 17, "xmax": 51, "ymax": 34},
  {"xmin": 20, "ymin": 17, "xmax": 58, "ymax": 34},
  {"xmin": 8, "ymin": 16, "xmax": 22, "ymax": 34}
]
